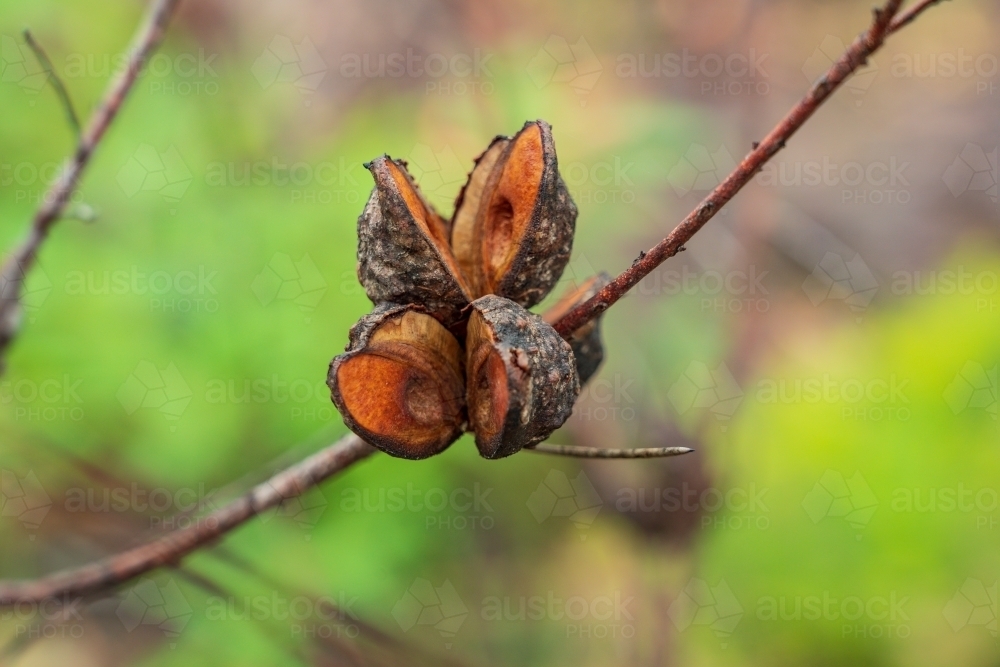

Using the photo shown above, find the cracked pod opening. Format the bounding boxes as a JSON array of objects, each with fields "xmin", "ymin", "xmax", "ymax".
[
  {"xmin": 357, "ymin": 157, "xmax": 472, "ymax": 326},
  {"xmin": 451, "ymin": 120, "xmax": 576, "ymax": 307},
  {"xmin": 330, "ymin": 305, "xmax": 466, "ymax": 459},
  {"xmin": 466, "ymin": 295, "xmax": 580, "ymax": 459}
]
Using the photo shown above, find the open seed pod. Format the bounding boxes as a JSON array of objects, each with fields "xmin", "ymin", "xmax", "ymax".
[
  {"xmin": 452, "ymin": 120, "xmax": 577, "ymax": 309},
  {"xmin": 542, "ymin": 272, "xmax": 612, "ymax": 386},
  {"xmin": 357, "ymin": 157, "xmax": 473, "ymax": 327},
  {"xmin": 465, "ymin": 295, "xmax": 580, "ymax": 459},
  {"xmin": 328, "ymin": 303, "xmax": 466, "ymax": 460}
]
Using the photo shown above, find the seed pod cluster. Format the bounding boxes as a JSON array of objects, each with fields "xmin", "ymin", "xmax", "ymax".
[{"xmin": 330, "ymin": 119, "xmax": 607, "ymax": 459}]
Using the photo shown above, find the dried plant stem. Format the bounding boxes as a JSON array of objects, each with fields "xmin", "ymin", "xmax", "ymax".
[
  {"xmin": 0, "ymin": 434, "xmax": 374, "ymax": 606},
  {"xmin": 552, "ymin": 0, "xmax": 939, "ymax": 338},
  {"xmin": 0, "ymin": 0, "xmax": 182, "ymax": 363},
  {"xmin": 528, "ymin": 444, "xmax": 694, "ymax": 459},
  {"xmin": 22, "ymin": 30, "xmax": 81, "ymax": 139}
]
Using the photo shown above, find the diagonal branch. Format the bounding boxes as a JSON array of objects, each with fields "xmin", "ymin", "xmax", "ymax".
[
  {"xmin": 0, "ymin": 433, "xmax": 374, "ymax": 606},
  {"xmin": 553, "ymin": 0, "xmax": 942, "ymax": 337},
  {"xmin": 0, "ymin": 0, "xmax": 183, "ymax": 367},
  {"xmin": 0, "ymin": 0, "xmax": 944, "ymax": 607}
]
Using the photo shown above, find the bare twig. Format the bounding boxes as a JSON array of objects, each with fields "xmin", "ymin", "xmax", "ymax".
[
  {"xmin": 0, "ymin": 0, "xmax": 182, "ymax": 364},
  {"xmin": 0, "ymin": 434, "xmax": 374, "ymax": 606},
  {"xmin": 22, "ymin": 29, "xmax": 81, "ymax": 139},
  {"xmin": 553, "ymin": 0, "xmax": 941, "ymax": 338},
  {"xmin": 0, "ymin": 0, "xmax": 944, "ymax": 608},
  {"xmin": 528, "ymin": 444, "xmax": 694, "ymax": 459}
]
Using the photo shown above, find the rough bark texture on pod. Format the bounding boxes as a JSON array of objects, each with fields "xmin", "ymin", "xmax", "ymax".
[
  {"xmin": 543, "ymin": 272, "xmax": 611, "ymax": 386},
  {"xmin": 357, "ymin": 157, "xmax": 472, "ymax": 327},
  {"xmin": 451, "ymin": 120, "xmax": 577, "ymax": 308},
  {"xmin": 466, "ymin": 295, "xmax": 580, "ymax": 459},
  {"xmin": 329, "ymin": 303, "xmax": 466, "ymax": 460}
]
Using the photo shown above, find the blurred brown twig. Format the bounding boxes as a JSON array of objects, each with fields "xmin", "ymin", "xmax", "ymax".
[
  {"xmin": 0, "ymin": 433, "xmax": 374, "ymax": 605},
  {"xmin": 0, "ymin": 0, "xmax": 945, "ymax": 607},
  {"xmin": 0, "ymin": 0, "xmax": 183, "ymax": 368},
  {"xmin": 552, "ymin": 0, "xmax": 945, "ymax": 337}
]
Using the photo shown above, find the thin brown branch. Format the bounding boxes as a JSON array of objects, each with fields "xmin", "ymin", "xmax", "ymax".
[
  {"xmin": 888, "ymin": 0, "xmax": 947, "ymax": 32},
  {"xmin": 527, "ymin": 443, "xmax": 694, "ymax": 459},
  {"xmin": 22, "ymin": 29, "xmax": 81, "ymax": 139},
  {"xmin": 0, "ymin": 434, "xmax": 374, "ymax": 606},
  {"xmin": 553, "ymin": 0, "xmax": 940, "ymax": 338},
  {"xmin": 0, "ymin": 0, "xmax": 182, "ymax": 364}
]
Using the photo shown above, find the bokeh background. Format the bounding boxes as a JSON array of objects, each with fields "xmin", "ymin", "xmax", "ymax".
[{"xmin": 1, "ymin": 0, "xmax": 998, "ymax": 665}]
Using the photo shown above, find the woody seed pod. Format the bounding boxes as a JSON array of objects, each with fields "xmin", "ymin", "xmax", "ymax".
[
  {"xmin": 328, "ymin": 303, "xmax": 466, "ymax": 460},
  {"xmin": 542, "ymin": 272, "xmax": 611, "ymax": 386},
  {"xmin": 451, "ymin": 120, "xmax": 577, "ymax": 308},
  {"xmin": 465, "ymin": 295, "xmax": 580, "ymax": 459},
  {"xmin": 357, "ymin": 157, "xmax": 472, "ymax": 327}
]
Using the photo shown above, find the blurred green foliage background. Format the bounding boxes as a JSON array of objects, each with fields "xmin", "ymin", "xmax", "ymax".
[{"xmin": 1, "ymin": 0, "xmax": 998, "ymax": 665}]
